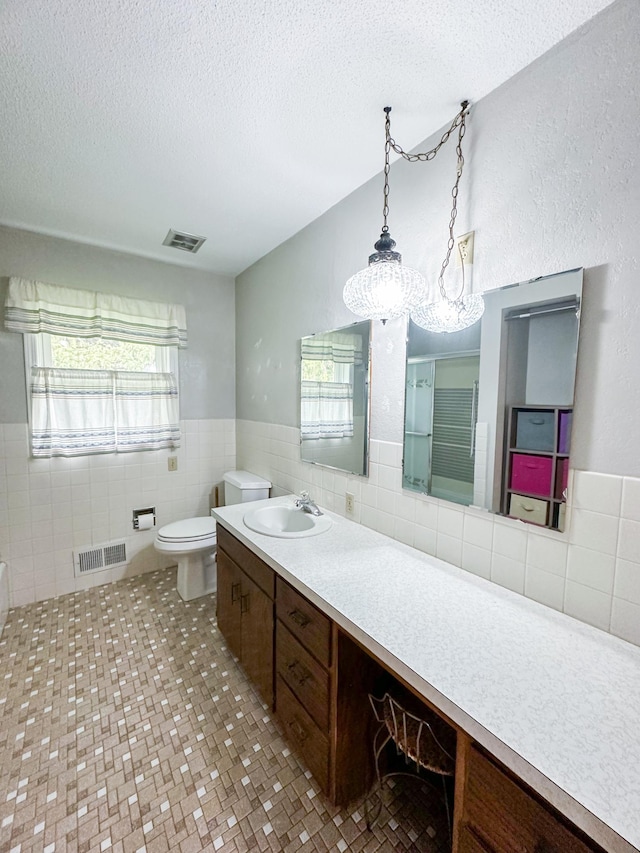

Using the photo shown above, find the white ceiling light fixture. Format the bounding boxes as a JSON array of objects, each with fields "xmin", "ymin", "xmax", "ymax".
[{"xmin": 410, "ymin": 102, "xmax": 485, "ymax": 333}]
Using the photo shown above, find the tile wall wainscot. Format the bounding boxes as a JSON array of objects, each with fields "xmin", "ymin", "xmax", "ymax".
[
  {"xmin": 0, "ymin": 419, "xmax": 236, "ymax": 607},
  {"xmin": 237, "ymin": 419, "xmax": 640, "ymax": 648}
]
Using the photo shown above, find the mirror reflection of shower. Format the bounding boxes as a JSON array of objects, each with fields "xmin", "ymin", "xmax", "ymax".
[{"xmin": 404, "ymin": 354, "xmax": 480, "ymax": 505}]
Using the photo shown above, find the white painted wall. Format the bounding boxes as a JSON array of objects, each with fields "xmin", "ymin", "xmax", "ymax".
[
  {"xmin": 234, "ymin": 0, "xmax": 640, "ymax": 643},
  {"xmin": 236, "ymin": 0, "xmax": 640, "ymax": 479},
  {"xmin": 0, "ymin": 226, "xmax": 237, "ymax": 606}
]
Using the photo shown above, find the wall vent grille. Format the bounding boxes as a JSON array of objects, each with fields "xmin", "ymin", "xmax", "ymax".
[
  {"xmin": 162, "ymin": 228, "xmax": 206, "ymax": 254},
  {"xmin": 73, "ymin": 540, "xmax": 128, "ymax": 577}
]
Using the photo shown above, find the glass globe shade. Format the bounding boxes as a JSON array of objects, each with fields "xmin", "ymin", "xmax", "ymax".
[
  {"xmin": 343, "ymin": 258, "xmax": 425, "ymax": 323},
  {"xmin": 411, "ymin": 293, "xmax": 485, "ymax": 333}
]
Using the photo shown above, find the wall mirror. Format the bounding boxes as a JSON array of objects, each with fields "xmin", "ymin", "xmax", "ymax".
[
  {"xmin": 300, "ymin": 320, "xmax": 371, "ymax": 476},
  {"xmin": 403, "ymin": 268, "xmax": 583, "ymax": 531}
]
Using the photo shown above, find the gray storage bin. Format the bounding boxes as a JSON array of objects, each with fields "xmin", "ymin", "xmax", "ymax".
[{"xmin": 515, "ymin": 409, "xmax": 555, "ymax": 451}]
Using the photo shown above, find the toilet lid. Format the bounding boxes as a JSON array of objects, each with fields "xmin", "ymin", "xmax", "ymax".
[{"xmin": 157, "ymin": 517, "xmax": 217, "ymax": 542}]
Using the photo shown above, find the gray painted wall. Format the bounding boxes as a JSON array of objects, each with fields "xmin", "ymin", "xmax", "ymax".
[
  {"xmin": 235, "ymin": 0, "xmax": 640, "ymax": 478},
  {"xmin": 0, "ymin": 226, "xmax": 236, "ymax": 421}
]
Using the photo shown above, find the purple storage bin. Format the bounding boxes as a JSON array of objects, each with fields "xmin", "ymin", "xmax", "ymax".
[
  {"xmin": 510, "ymin": 454, "xmax": 553, "ymax": 497},
  {"xmin": 558, "ymin": 410, "xmax": 573, "ymax": 454},
  {"xmin": 555, "ymin": 457, "xmax": 569, "ymax": 499}
]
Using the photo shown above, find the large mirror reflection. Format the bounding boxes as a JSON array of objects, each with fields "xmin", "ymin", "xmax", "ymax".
[
  {"xmin": 300, "ymin": 321, "xmax": 371, "ymax": 476},
  {"xmin": 403, "ymin": 268, "xmax": 583, "ymax": 531}
]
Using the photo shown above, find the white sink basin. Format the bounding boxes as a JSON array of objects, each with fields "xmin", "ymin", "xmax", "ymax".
[{"xmin": 243, "ymin": 504, "xmax": 332, "ymax": 538}]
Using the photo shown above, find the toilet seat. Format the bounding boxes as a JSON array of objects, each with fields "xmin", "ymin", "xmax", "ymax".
[
  {"xmin": 157, "ymin": 517, "xmax": 216, "ymax": 543},
  {"xmin": 155, "ymin": 517, "xmax": 217, "ymax": 553}
]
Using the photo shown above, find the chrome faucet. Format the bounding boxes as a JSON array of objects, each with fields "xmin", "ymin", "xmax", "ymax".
[{"xmin": 295, "ymin": 491, "xmax": 323, "ymax": 516}]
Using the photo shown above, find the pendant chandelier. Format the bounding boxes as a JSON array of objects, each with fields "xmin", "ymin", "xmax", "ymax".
[
  {"xmin": 411, "ymin": 102, "xmax": 485, "ymax": 333},
  {"xmin": 344, "ymin": 102, "xmax": 483, "ymax": 333},
  {"xmin": 343, "ymin": 107, "xmax": 425, "ymax": 325}
]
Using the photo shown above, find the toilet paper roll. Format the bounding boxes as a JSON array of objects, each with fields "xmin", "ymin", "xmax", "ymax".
[{"xmin": 137, "ymin": 513, "xmax": 155, "ymax": 531}]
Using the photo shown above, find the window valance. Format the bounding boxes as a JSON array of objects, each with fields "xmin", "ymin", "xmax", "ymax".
[
  {"xmin": 300, "ymin": 332, "xmax": 363, "ymax": 364},
  {"xmin": 5, "ymin": 277, "xmax": 188, "ymax": 348}
]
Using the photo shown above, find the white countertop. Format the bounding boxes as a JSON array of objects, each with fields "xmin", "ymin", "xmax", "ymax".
[{"xmin": 212, "ymin": 496, "xmax": 640, "ymax": 853}]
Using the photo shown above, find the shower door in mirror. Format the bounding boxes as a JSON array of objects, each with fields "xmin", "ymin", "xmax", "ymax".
[{"xmin": 404, "ymin": 323, "xmax": 480, "ymax": 506}]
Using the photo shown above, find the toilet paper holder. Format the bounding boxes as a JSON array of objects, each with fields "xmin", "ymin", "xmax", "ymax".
[{"xmin": 133, "ymin": 507, "xmax": 156, "ymax": 530}]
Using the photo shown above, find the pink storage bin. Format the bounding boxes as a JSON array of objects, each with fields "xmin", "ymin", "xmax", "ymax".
[{"xmin": 510, "ymin": 454, "xmax": 553, "ymax": 497}]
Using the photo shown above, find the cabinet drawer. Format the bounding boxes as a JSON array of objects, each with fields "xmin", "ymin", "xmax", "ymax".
[
  {"xmin": 276, "ymin": 578, "xmax": 331, "ymax": 667},
  {"xmin": 510, "ymin": 453, "xmax": 553, "ymax": 497},
  {"xmin": 464, "ymin": 746, "xmax": 598, "ymax": 853},
  {"xmin": 217, "ymin": 525, "xmax": 275, "ymax": 599},
  {"xmin": 458, "ymin": 826, "xmax": 493, "ymax": 853},
  {"xmin": 508, "ymin": 493, "xmax": 549, "ymax": 525},
  {"xmin": 276, "ymin": 622, "xmax": 330, "ymax": 731},
  {"xmin": 515, "ymin": 409, "xmax": 555, "ymax": 451},
  {"xmin": 276, "ymin": 676, "xmax": 329, "ymax": 794}
]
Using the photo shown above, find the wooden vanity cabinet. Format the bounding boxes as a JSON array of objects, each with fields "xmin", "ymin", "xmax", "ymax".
[
  {"xmin": 216, "ymin": 526, "xmax": 274, "ymax": 707},
  {"xmin": 215, "ymin": 525, "xmax": 609, "ymax": 853},
  {"xmin": 456, "ymin": 741, "xmax": 604, "ymax": 853}
]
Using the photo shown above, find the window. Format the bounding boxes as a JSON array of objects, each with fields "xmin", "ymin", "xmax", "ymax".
[
  {"xmin": 5, "ymin": 277, "xmax": 187, "ymax": 458},
  {"xmin": 299, "ymin": 332, "xmax": 361, "ymax": 440}
]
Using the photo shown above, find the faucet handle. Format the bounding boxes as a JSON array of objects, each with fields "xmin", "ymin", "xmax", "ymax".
[{"xmin": 299, "ymin": 490, "xmax": 309, "ymax": 500}]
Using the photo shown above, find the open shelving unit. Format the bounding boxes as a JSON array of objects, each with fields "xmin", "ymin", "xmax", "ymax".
[{"xmin": 502, "ymin": 405, "xmax": 572, "ymax": 530}]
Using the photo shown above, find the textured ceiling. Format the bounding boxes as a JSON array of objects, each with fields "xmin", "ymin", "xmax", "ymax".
[{"xmin": 0, "ymin": 0, "xmax": 615, "ymax": 276}]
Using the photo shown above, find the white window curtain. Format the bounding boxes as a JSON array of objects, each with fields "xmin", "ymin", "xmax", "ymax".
[
  {"xmin": 31, "ymin": 368, "xmax": 180, "ymax": 457},
  {"xmin": 300, "ymin": 332, "xmax": 362, "ymax": 364},
  {"xmin": 4, "ymin": 277, "xmax": 186, "ymax": 458},
  {"xmin": 5, "ymin": 277, "xmax": 187, "ymax": 347},
  {"xmin": 300, "ymin": 381, "xmax": 354, "ymax": 440}
]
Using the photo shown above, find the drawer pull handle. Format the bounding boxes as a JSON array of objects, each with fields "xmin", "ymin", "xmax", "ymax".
[
  {"xmin": 288, "ymin": 718, "xmax": 308, "ymax": 743},
  {"xmin": 530, "ymin": 418, "xmax": 545, "ymax": 425},
  {"xmin": 288, "ymin": 609, "xmax": 311, "ymax": 629},
  {"xmin": 240, "ymin": 593, "xmax": 250, "ymax": 614},
  {"xmin": 231, "ymin": 582, "xmax": 241, "ymax": 603},
  {"xmin": 288, "ymin": 659, "xmax": 312, "ymax": 686}
]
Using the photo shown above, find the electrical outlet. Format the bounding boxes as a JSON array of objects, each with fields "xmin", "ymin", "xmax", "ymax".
[
  {"xmin": 345, "ymin": 492, "xmax": 355, "ymax": 515},
  {"xmin": 455, "ymin": 231, "xmax": 475, "ymax": 267},
  {"xmin": 168, "ymin": 456, "xmax": 178, "ymax": 472}
]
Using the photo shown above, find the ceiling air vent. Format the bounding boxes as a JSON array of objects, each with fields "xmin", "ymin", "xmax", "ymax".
[{"xmin": 162, "ymin": 228, "xmax": 206, "ymax": 254}]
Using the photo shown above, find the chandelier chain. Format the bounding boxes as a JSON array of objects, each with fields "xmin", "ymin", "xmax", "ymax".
[
  {"xmin": 437, "ymin": 108, "xmax": 467, "ymax": 302},
  {"xmin": 386, "ymin": 102, "xmax": 467, "ymax": 163},
  {"xmin": 382, "ymin": 107, "xmax": 392, "ymax": 233}
]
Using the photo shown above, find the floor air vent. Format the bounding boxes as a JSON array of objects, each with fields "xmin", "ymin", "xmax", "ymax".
[{"xmin": 73, "ymin": 540, "xmax": 127, "ymax": 577}]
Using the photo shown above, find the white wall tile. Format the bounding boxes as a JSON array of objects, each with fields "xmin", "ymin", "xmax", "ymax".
[
  {"xmin": 526, "ymin": 531, "xmax": 568, "ymax": 577},
  {"xmin": 461, "ymin": 543, "xmax": 492, "ymax": 580},
  {"xmin": 463, "ymin": 514, "xmax": 494, "ymax": 550},
  {"xmin": 524, "ymin": 566, "xmax": 565, "ymax": 611},
  {"xmin": 569, "ymin": 509, "xmax": 619, "ymax": 556},
  {"xmin": 414, "ymin": 526, "xmax": 437, "ymax": 556},
  {"xmin": 621, "ymin": 477, "xmax": 640, "ymax": 522},
  {"xmin": 613, "ymin": 559, "xmax": 640, "ymax": 606},
  {"xmin": 437, "ymin": 506, "xmax": 464, "ymax": 539},
  {"xmin": 491, "ymin": 554, "xmax": 525, "ymax": 594},
  {"xmin": 572, "ymin": 471, "xmax": 622, "ymax": 516},
  {"xmin": 436, "ymin": 533, "xmax": 462, "ymax": 567},
  {"xmin": 564, "ymin": 581, "xmax": 611, "ymax": 631},
  {"xmin": 617, "ymin": 518, "xmax": 640, "ymax": 563},
  {"xmin": 609, "ymin": 598, "xmax": 640, "ymax": 646},
  {"xmin": 566, "ymin": 545, "xmax": 615, "ymax": 594},
  {"xmin": 493, "ymin": 522, "xmax": 527, "ymax": 562}
]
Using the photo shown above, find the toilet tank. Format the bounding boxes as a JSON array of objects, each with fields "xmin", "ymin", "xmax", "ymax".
[{"xmin": 223, "ymin": 470, "xmax": 271, "ymax": 505}]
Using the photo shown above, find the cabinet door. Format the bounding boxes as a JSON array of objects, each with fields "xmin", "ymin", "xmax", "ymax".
[
  {"xmin": 216, "ymin": 549, "xmax": 242, "ymax": 660},
  {"xmin": 240, "ymin": 572, "xmax": 274, "ymax": 707},
  {"xmin": 458, "ymin": 826, "xmax": 495, "ymax": 853}
]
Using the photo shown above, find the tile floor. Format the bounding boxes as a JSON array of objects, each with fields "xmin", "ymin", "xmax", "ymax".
[{"xmin": 0, "ymin": 568, "xmax": 449, "ymax": 853}]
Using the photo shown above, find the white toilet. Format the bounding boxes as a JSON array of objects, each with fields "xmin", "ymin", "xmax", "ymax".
[{"xmin": 154, "ymin": 470, "xmax": 271, "ymax": 601}]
